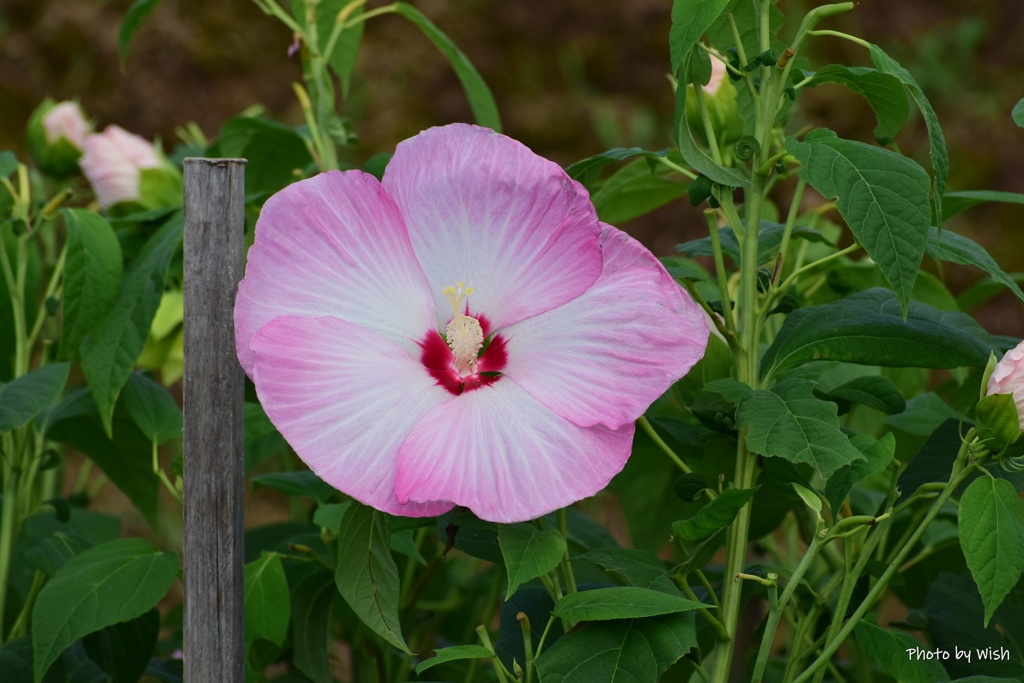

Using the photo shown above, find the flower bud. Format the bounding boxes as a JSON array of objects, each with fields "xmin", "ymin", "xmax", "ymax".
[
  {"xmin": 27, "ymin": 99, "xmax": 92, "ymax": 177},
  {"xmin": 80, "ymin": 125, "xmax": 182, "ymax": 211},
  {"xmin": 685, "ymin": 58, "xmax": 745, "ymax": 149},
  {"xmin": 986, "ymin": 339, "xmax": 1024, "ymax": 429}
]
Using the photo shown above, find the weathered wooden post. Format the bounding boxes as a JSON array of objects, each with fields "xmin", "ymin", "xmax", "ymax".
[{"xmin": 182, "ymin": 158, "xmax": 247, "ymax": 683}]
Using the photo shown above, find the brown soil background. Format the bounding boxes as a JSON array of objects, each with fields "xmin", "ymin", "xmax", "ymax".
[{"xmin": 2, "ymin": 0, "xmax": 1023, "ymax": 335}]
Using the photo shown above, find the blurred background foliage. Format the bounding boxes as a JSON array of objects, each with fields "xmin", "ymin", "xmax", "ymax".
[{"xmin": 2, "ymin": 0, "xmax": 1023, "ymax": 334}]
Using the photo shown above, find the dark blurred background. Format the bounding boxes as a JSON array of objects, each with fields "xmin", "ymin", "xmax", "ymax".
[{"xmin": 2, "ymin": 0, "xmax": 1023, "ymax": 334}]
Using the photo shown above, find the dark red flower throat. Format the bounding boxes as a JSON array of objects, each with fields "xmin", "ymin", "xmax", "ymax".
[{"xmin": 419, "ymin": 312, "xmax": 507, "ymax": 396}]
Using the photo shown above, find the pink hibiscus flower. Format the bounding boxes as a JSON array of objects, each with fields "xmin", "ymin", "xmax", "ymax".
[{"xmin": 235, "ymin": 124, "xmax": 708, "ymax": 523}]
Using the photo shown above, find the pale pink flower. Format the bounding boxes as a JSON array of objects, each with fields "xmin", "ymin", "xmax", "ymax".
[
  {"xmin": 80, "ymin": 125, "xmax": 162, "ymax": 209},
  {"xmin": 987, "ymin": 339, "xmax": 1024, "ymax": 428},
  {"xmin": 704, "ymin": 57, "xmax": 728, "ymax": 95},
  {"xmin": 235, "ymin": 124, "xmax": 709, "ymax": 523},
  {"xmin": 42, "ymin": 101, "xmax": 90, "ymax": 150}
]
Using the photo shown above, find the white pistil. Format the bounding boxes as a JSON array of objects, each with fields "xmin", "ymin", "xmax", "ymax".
[{"xmin": 442, "ymin": 282, "xmax": 484, "ymax": 376}]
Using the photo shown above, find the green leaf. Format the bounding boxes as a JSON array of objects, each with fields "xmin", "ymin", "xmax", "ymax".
[
  {"xmin": 959, "ymin": 477, "xmax": 1024, "ymax": 627},
  {"xmin": 312, "ymin": 501, "xmax": 351, "ymax": 532},
  {"xmin": 415, "ymin": 645, "xmax": 495, "ymax": 675},
  {"xmin": 790, "ymin": 482, "xmax": 822, "ymax": 515},
  {"xmin": 536, "ymin": 612, "xmax": 697, "ymax": 683},
  {"xmin": 761, "ymin": 288, "xmax": 997, "ymax": 380},
  {"xmin": 886, "ymin": 393, "xmax": 961, "ymax": 436},
  {"xmin": 785, "ymin": 129, "xmax": 931, "ymax": 313},
  {"xmin": 822, "ymin": 375, "xmax": 906, "ymax": 415},
  {"xmin": 31, "ymin": 537, "xmax": 178, "ymax": 683},
  {"xmin": 669, "ymin": 0, "xmax": 732, "ymax": 75},
  {"xmin": 120, "ymin": 372, "xmax": 181, "ymax": 444},
  {"xmin": 335, "ymin": 502, "xmax": 410, "ymax": 653},
  {"xmin": 80, "ymin": 214, "xmax": 181, "ymax": 436},
  {"xmin": 942, "ymin": 190, "xmax": 1024, "ymax": 222},
  {"xmin": 251, "ymin": 471, "xmax": 338, "ymax": 505},
  {"xmin": 736, "ymin": 378, "xmax": 865, "ymax": 478},
  {"xmin": 290, "ymin": 570, "xmax": 334, "ymax": 683},
  {"xmin": 552, "ymin": 587, "xmax": 710, "ymax": 622},
  {"xmin": 565, "ymin": 147, "xmax": 666, "ymax": 188},
  {"xmin": 854, "ymin": 620, "xmax": 951, "ymax": 683},
  {"xmin": 870, "ymin": 43, "xmax": 948, "ymax": 226},
  {"xmin": 591, "ymin": 160, "xmax": 688, "ymax": 225},
  {"xmin": 581, "ymin": 548, "xmax": 679, "ymax": 595},
  {"xmin": 497, "ymin": 523, "xmax": 567, "ymax": 600},
  {"xmin": 392, "ymin": 2, "xmax": 502, "ymax": 132},
  {"xmin": 24, "ymin": 532, "xmax": 90, "ymax": 577},
  {"xmin": 825, "ymin": 433, "xmax": 895, "ymax": 513},
  {"xmin": 46, "ymin": 389, "xmax": 160, "ymax": 528},
  {"xmin": 244, "ymin": 401, "xmax": 287, "ymax": 472},
  {"xmin": 209, "ymin": 117, "xmax": 313, "ymax": 198},
  {"xmin": 0, "ymin": 363, "xmax": 69, "ymax": 434},
  {"xmin": 671, "ymin": 487, "xmax": 759, "ymax": 543},
  {"xmin": 803, "ymin": 65, "xmax": 910, "ymax": 142},
  {"xmin": 83, "ymin": 609, "xmax": 160, "ymax": 683},
  {"xmin": 60, "ymin": 209, "xmax": 123, "ymax": 359},
  {"xmin": 926, "ymin": 226, "xmax": 1024, "ymax": 306},
  {"xmin": 291, "ymin": 0, "xmax": 364, "ymax": 99},
  {"xmin": 0, "ymin": 150, "xmax": 17, "ymax": 179},
  {"xmin": 245, "ymin": 552, "xmax": 290, "ymax": 648},
  {"xmin": 118, "ymin": 0, "xmax": 162, "ymax": 69},
  {"xmin": 659, "ymin": 256, "xmax": 710, "ymax": 283},
  {"xmin": 1014, "ymin": 98, "xmax": 1024, "ymax": 128},
  {"xmin": 674, "ymin": 64, "xmax": 750, "ymax": 188}
]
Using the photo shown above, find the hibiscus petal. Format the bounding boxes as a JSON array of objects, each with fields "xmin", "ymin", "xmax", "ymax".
[
  {"xmin": 249, "ymin": 315, "xmax": 454, "ymax": 517},
  {"xmin": 235, "ymin": 170, "xmax": 435, "ymax": 375},
  {"xmin": 383, "ymin": 124, "xmax": 603, "ymax": 330},
  {"xmin": 395, "ymin": 380, "xmax": 634, "ymax": 523},
  {"xmin": 501, "ymin": 224, "xmax": 709, "ymax": 430}
]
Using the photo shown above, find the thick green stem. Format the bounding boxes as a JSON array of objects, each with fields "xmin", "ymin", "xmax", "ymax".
[
  {"xmin": 705, "ymin": 210, "xmax": 738, "ymax": 337},
  {"xmin": 0, "ymin": 449, "xmax": 19, "ymax": 643}
]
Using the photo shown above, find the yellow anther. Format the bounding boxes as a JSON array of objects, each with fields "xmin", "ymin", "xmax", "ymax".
[{"xmin": 441, "ymin": 282, "xmax": 484, "ymax": 376}]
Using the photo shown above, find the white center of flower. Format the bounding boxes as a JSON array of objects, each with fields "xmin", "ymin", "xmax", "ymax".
[{"xmin": 443, "ymin": 282, "xmax": 484, "ymax": 376}]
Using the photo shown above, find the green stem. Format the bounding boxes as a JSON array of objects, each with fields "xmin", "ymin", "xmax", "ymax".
[
  {"xmin": 557, "ymin": 508, "xmax": 577, "ymax": 596},
  {"xmin": 8, "ymin": 569, "xmax": 45, "ymax": 639},
  {"xmin": 775, "ymin": 243, "xmax": 860, "ymax": 298},
  {"xmin": 793, "ymin": 459, "xmax": 976, "ymax": 683},
  {"xmin": 692, "ymin": 85, "xmax": 724, "ymax": 165},
  {"xmin": 808, "ymin": 29, "xmax": 871, "ymax": 50},
  {"xmin": 705, "ymin": 209, "xmax": 738, "ymax": 337},
  {"xmin": 0, "ymin": 446, "xmax": 19, "ymax": 642},
  {"xmin": 775, "ymin": 178, "xmax": 806, "ymax": 280},
  {"xmin": 518, "ymin": 612, "xmax": 535, "ymax": 683},
  {"xmin": 476, "ymin": 625, "xmax": 512, "ymax": 683},
  {"xmin": 677, "ymin": 574, "xmax": 729, "ymax": 641},
  {"xmin": 0, "ymin": 234, "xmax": 27, "ymax": 378},
  {"xmin": 654, "ymin": 155, "xmax": 699, "ymax": 181},
  {"xmin": 25, "ymin": 239, "xmax": 66, "ymax": 354},
  {"xmin": 637, "ymin": 415, "xmax": 705, "ymax": 482}
]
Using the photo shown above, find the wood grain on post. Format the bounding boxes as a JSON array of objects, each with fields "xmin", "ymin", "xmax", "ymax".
[{"xmin": 183, "ymin": 158, "xmax": 247, "ymax": 683}]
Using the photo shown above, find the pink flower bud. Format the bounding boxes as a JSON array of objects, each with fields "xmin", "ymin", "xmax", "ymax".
[
  {"xmin": 80, "ymin": 125, "xmax": 163, "ymax": 209},
  {"xmin": 987, "ymin": 339, "xmax": 1024, "ymax": 428},
  {"xmin": 704, "ymin": 57, "xmax": 728, "ymax": 95},
  {"xmin": 42, "ymin": 101, "xmax": 90, "ymax": 150}
]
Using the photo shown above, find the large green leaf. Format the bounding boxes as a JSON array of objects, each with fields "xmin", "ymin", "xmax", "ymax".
[
  {"xmin": 291, "ymin": 570, "xmax": 334, "ymax": 683},
  {"xmin": 785, "ymin": 129, "xmax": 931, "ymax": 313},
  {"xmin": 46, "ymin": 390, "xmax": 160, "ymax": 528},
  {"xmin": 497, "ymin": 523, "xmax": 566, "ymax": 600},
  {"xmin": 245, "ymin": 552, "xmax": 290, "ymax": 648},
  {"xmin": 552, "ymin": 587, "xmax": 709, "ymax": 622},
  {"xmin": 761, "ymin": 288, "xmax": 997, "ymax": 380},
  {"xmin": 581, "ymin": 548, "xmax": 679, "ymax": 595},
  {"xmin": 959, "ymin": 477, "xmax": 1024, "ymax": 627},
  {"xmin": 120, "ymin": 372, "xmax": 181, "ymax": 444},
  {"xmin": 31, "ymin": 538, "xmax": 178, "ymax": 683},
  {"xmin": 83, "ymin": 609, "xmax": 160, "ymax": 683},
  {"xmin": 251, "ymin": 471, "xmax": 338, "ymax": 505},
  {"xmin": 60, "ymin": 209, "xmax": 123, "ymax": 359},
  {"xmin": 870, "ymin": 43, "xmax": 948, "ymax": 226},
  {"xmin": 209, "ymin": 117, "xmax": 313, "ymax": 198},
  {"xmin": 854, "ymin": 621, "xmax": 951, "ymax": 683},
  {"xmin": 736, "ymin": 378, "xmax": 865, "ymax": 479},
  {"xmin": 334, "ymin": 502, "xmax": 410, "ymax": 653},
  {"xmin": 820, "ymin": 375, "xmax": 906, "ymax": 415},
  {"xmin": 668, "ymin": 0, "xmax": 733, "ymax": 74},
  {"xmin": 393, "ymin": 2, "xmax": 502, "ymax": 132},
  {"xmin": 536, "ymin": 612, "xmax": 697, "ymax": 683},
  {"xmin": 926, "ymin": 226, "xmax": 1024, "ymax": 306},
  {"xmin": 672, "ymin": 487, "xmax": 759, "ymax": 543},
  {"xmin": 565, "ymin": 147, "xmax": 666, "ymax": 188},
  {"xmin": 591, "ymin": 160, "xmax": 688, "ymax": 225},
  {"xmin": 80, "ymin": 214, "xmax": 181, "ymax": 436},
  {"xmin": 0, "ymin": 363, "xmax": 69, "ymax": 434},
  {"xmin": 825, "ymin": 433, "xmax": 895, "ymax": 514},
  {"xmin": 942, "ymin": 190, "xmax": 1024, "ymax": 222},
  {"xmin": 803, "ymin": 65, "xmax": 910, "ymax": 142}
]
